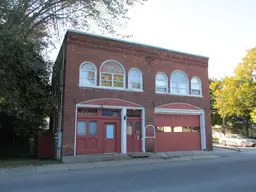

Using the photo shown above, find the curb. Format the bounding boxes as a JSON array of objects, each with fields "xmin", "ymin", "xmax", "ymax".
[
  {"xmin": 213, "ymin": 145, "xmax": 241, "ymax": 152},
  {"xmin": 0, "ymin": 154, "xmax": 220, "ymax": 176}
]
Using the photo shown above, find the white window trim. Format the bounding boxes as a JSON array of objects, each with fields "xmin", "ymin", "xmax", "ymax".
[
  {"xmin": 79, "ymin": 62, "xmax": 97, "ymax": 87},
  {"xmin": 128, "ymin": 68, "xmax": 143, "ymax": 90},
  {"xmin": 191, "ymin": 76, "xmax": 202, "ymax": 96},
  {"xmin": 99, "ymin": 60, "xmax": 126, "ymax": 89},
  {"xmin": 79, "ymin": 85, "xmax": 144, "ymax": 92},
  {"xmin": 155, "ymin": 72, "xmax": 168, "ymax": 93},
  {"xmin": 170, "ymin": 70, "xmax": 189, "ymax": 95},
  {"xmin": 155, "ymin": 92, "xmax": 203, "ymax": 97}
]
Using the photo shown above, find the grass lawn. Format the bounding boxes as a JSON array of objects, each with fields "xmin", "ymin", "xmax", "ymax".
[{"xmin": 0, "ymin": 158, "xmax": 62, "ymax": 168}]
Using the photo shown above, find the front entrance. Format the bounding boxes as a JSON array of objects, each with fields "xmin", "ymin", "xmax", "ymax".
[
  {"xmin": 127, "ymin": 119, "xmax": 142, "ymax": 152},
  {"xmin": 76, "ymin": 107, "xmax": 143, "ymax": 155},
  {"xmin": 103, "ymin": 123, "xmax": 117, "ymax": 153}
]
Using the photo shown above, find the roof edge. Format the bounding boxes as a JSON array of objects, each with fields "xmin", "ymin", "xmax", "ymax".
[{"xmin": 66, "ymin": 29, "xmax": 209, "ymax": 60}]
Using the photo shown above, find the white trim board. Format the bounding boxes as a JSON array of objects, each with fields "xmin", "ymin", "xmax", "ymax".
[
  {"xmin": 77, "ymin": 104, "xmax": 143, "ymax": 110},
  {"xmin": 155, "ymin": 108, "xmax": 203, "ymax": 115}
]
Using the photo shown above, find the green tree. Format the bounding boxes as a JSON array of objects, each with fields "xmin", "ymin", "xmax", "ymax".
[
  {"xmin": 0, "ymin": 0, "xmax": 147, "ymax": 136},
  {"xmin": 210, "ymin": 77, "xmax": 236, "ymax": 126},
  {"xmin": 209, "ymin": 78, "xmax": 222, "ymax": 126},
  {"xmin": 231, "ymin": 48, "xmax": 256, "ymax": 135},
  {"xmin": 251, "ymin": 109, "xmax": 256, "ymax": 123},
  {"xmin": 210, "ymin": 48, "xmax": 256, "ymax": 136}
]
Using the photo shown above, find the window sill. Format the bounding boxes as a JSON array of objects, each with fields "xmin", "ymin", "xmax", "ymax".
[
  {"xmin": 79, "ymin": 85, "xmax": 143, "ymax": 92},
  {"xmin": 155, "ymin": 92, "xmax": 203, "ymax": 97}
]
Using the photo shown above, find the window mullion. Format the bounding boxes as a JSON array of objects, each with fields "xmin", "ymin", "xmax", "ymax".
[{"xmin": 111, "ymin": 73, "xmax": 114, "ymax": 87}]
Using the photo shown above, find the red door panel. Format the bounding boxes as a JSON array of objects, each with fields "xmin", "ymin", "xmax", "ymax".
[
  {"xmin": 127, "ymin": 121, "xmax": 133, "ymax": 152},
  {"xmin": 134, "ymin": 121, "xmax": 142, "ymax": 152},
  {"xmin": 126, "ymin": 120, "xmax": 142, "ymax": 152},
  {"xmin": 76, "ymin": 120, "xmax": 100, "ymax": 154},
  {"xmin": 103, "ymin": 123, "xmax": 117, "ymax": 153}
]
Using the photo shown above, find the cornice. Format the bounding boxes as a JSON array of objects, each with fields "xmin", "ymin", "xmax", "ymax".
[{"xmin": 67, "ymin": 34, "xmax": 208, "ymax": 68}]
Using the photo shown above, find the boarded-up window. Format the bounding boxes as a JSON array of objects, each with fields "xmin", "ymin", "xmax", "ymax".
[{"xmin": 78, "ymin": 109, "xmax": 97, "ymax": 116}]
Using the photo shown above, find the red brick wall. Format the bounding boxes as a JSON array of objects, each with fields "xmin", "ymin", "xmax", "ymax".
[{"xmin": 61, "ymin": 31, "xmax": 211, "ymax": 155}]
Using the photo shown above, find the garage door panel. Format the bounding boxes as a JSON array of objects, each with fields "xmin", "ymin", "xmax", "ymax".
[
  {"xmin": 156, "ymin": 132, "xmax": 201, "ymax": 152},
  {"xmin": 155, "ymin": 114, "xmax": 200, "ymax": 127}
]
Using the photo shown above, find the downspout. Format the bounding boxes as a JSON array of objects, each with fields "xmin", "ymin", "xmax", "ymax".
[{"xmin": 56, "ymin": 43, "xmax": 65, "ymax": 160}]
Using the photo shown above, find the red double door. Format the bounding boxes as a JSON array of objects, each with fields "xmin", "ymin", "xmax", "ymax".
[
  {"xmin": 76, "ymin": 119, "xmax": 142, "ymax": 154},
  {"xmin": 103, "ymin": 119, "xmax": 142, "ymax": 153}
]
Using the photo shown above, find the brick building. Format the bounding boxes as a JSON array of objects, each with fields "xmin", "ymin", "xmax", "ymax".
[{"xmin": 52, "ymin": 30, "xmax": 211, "ymax": 159}]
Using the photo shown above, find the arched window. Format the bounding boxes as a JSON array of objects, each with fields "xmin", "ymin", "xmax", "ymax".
[
  {"xmin": 156, "ymin": 72, "xmax": 168, "ymax": 93},
  {"xmin": 170, "ymin": 70, "xmax": 189, "ymax": 95},
  {"xmin": 79, "ymin": 62, "xmax": 97, "ymax": 86},
  {"xmin": 100, "ymin": 60, "xmax": 125, "ymax": 88},
  {"xmin": 128, "ymin": 68, "xmax": 143, "ymax": 90},
  {"xmin": 191, "ymin": 77, "xmax": 202, "ymax": 95}
]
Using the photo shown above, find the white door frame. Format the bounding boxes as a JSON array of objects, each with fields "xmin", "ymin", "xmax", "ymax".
[
  {"xmin": 154, "ymin": 108, "xmax": 206, "ymax": 150},
  {"xmin": 74, "ymin": 104, "xmax": 145, "ymax": 156}
]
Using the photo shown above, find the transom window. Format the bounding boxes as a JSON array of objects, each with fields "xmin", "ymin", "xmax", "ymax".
[
  {"xmin": 170, "ymin": 71, "xmax": 188, "ymax": 95},
  {"xmin": 128, "ymin": 68, "xmax": 143, "ymax": 90},
  {"xmin": 156, "ymin": 72, "xmax": 168, "ymax": 93},
  {"xmin": 191, "ymin": 77, "xmax": 202, "ymax": 95},
  {"xmin": 100, "ymin": 60, "xmax": 125, "ymax": 88},
  {"xmin": 79, "ymin": 62, "xmax": 97, "ymax": 86}
]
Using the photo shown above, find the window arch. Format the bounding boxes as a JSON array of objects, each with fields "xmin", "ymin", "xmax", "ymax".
[
  {"xmin": 170, "ymin": 70, "xmax": 189, "ymax": 95},
  {"xmin": 128, "ymin": 68, "xmax": 143, "ymax": 90},
  {"xmin": 100, "ymin": 60, "xmax": 125, "ymax": 88},
  {"xmin": 79, "ymin": 62, "xmax": 97, "ymax": 86},
  {"xmin": 191, "ymin": 77, "xmax": 202, "ymax": 95},
  {"xmin": 156, "ymin": 72, "xmax": 168, "ymax": 93}
]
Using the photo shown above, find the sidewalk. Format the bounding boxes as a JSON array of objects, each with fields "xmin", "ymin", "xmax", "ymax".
[{"xmin": 0, "ymin": 149, "xmax": 235, "ymax": 176}]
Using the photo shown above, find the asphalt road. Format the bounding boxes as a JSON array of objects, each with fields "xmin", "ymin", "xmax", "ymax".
[{"xmin": 1, "ymin": 152, "xmax": 256, "ymax": 192}]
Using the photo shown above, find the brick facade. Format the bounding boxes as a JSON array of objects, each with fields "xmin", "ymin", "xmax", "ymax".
[{"xmin": 59, "ymin": 31, "xmax": 211, "ymax": 156}]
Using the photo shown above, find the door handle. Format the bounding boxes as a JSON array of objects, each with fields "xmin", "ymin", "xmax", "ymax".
[{"xmin": 136, "ymin": 135, "xmax": 140, "ymax": 140}]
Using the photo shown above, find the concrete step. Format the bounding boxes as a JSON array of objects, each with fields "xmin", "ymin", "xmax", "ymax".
[
  {"xmin": 63, "ymin": 153, "xmax": 131, "ymax": 163},
  {"xmin": 127, "ymin": 153, "xmax": 149, "ymax": 158}
]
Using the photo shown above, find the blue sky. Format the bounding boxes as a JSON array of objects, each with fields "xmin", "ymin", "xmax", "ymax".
[
  {"xmin": 51, "ymin": 0, "xmax": 256, "ymax": 79},
  {"xmin": 121, "ymin": 0, "xmax": 256, "ymax": 78}
]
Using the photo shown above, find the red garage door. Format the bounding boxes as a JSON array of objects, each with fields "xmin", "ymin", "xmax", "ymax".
[{"xmin": 154, "ymin": 114, "xmax": 201, "ymax": 152}]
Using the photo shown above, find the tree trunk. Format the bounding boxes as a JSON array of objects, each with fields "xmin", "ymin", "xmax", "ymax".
[
  {"xmin": 245, "ymin": 119, "xmax": 249, "ymax": 137},
  {"xmin": 222, "ymin": 116, "xmax": 226, "ymax": 134},
  {"xmin": 222, "ymin": 116, "xmax": 226, "ymax": 126}
]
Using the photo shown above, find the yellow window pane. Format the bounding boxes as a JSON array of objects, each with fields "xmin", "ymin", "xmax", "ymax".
[
  {"xmin": 114, "ymin": 82, "xmax": 123, "ymax": 87},
  {"xmin": 101, "ymin": 81, "xmax": 112, "ymax": 87},
  {"xmin": 101, "ymin": 74, "xmax": 112, "ymax": 80},
  {"xmin": 114, "ymin": 75, "xmax": 123, "ymax": 81}
]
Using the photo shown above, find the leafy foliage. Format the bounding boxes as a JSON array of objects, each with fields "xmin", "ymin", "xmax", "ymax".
[
  {"xmin": 0, "ymin": 0, "xmax": 146, "ymax": 136},
  {"xmin": 0, "ymin": 36, "xmax": 52, "ymax": 136},
  {"xmin": 210, "ymin": 48, "xmax": 256, "ymax": 136},
  {"xmin": 209, "ymin": 78, "xmax": 222, "ymax": 125}
]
